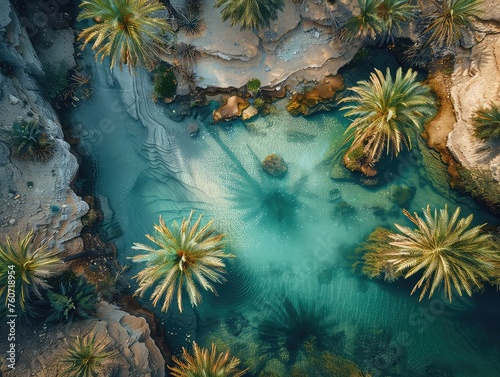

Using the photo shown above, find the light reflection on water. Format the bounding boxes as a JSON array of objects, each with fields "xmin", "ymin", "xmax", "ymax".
[{"xmin": 68, "ymin": 49, "xmax": 500, "ymax": 377}]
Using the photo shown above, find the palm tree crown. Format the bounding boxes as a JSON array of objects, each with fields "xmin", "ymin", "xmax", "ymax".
[
  {"xmin": 340, "ymin": 67, "xmax": 436, "ymax": 162},
  {"xmin": 169, "ymin": 342, "xmax": 248, "ymax": 377},
  {"xmin": 131, "ymin": 211, "xmax": 233, "ymax": 312},
  {"xmin": 424, "ymin": 0, "xmax": 481, "ymax": 48},
  {"xmin": 77, "ymin": 0, "xmax": 173, "ymax": 70},
  {"xmin": 0, "ymin": 231, "xmax": 64, "ymax": 310},
  {"xmin": 471, "ymin": 103, "xmax": 500, "ymax": 140},
  {"xmin": 215, "ymin": 0, "xmax": 285, "ymax": 30},
  {"xmin": 361, "ymin": 205, "xmax": 500, "ymax": 302}
]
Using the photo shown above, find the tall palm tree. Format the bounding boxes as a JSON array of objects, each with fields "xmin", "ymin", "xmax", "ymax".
[
  {"xmin": 77, "ymin": 0, "xmax": 174, "ymax": 70},
  {"xmin": 131, "ymin": 211, "xmax": 233, "ymax": 312},
  {"xmin": 471, "ymin": 103, "xmax": 500, "ymax": 140},
  {"xmin": 340, "ymin": 67, "xmax": 436, "ymax": 163},
  {"xmin": 215, "ymin": 0, "xmax": 285, "ymax": 30},
  {"xmin": 0, "ymin": 231, "xmax": 64, "ymax": 311},
  {"xmin": 169, "ymin": 342, "xmax": 248, "ymax": 377},
  {"xmin": 424, "ymin": 0, "xmax": 481, "ymax": 48},
  {"xmin": 361, "ymin": 205, "xmax": 500, "ymax": 302}
]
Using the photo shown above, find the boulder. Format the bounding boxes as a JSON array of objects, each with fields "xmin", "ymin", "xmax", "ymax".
[
  {"xmin": 262, "ymin": 154, "xmax": 287, "ymax": 177},
  {"xmin": 242, "ymin": 105, "xmax": 258, "ymax": 120},
  {"xmin": 286, "ymin": 75, "xmax": 344, "ymax": 116},
  {"xmin": 213, "ymin": 96, "xmax": 249, "ymax": 122}
]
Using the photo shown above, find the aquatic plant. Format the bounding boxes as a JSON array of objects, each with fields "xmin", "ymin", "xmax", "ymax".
[
  {"xmin": 215, "ymin": 0, "xmax": 285, "ymax": 30},
  {"xmin": 423, "ymin": 0, "xmax": 481, "ymax": 48},
  {"xmin": 131, "ymin": 211, "xmax": 233, "ymax": 312},
  {"xmin": 257, "ymin": 298, "xmax": 345, "ymax": 365},
  {"xmin": 169, "ymin": 342, "xmax": 248, "ymax": 377},
  {"xmin": 153, "ymin": 64, "xmax": 178, "ymax": 100},
  {"xmin": 341, "ymin": 0, "xmax": 383, "ymax": 43},
  {"xmin": 10, "ymin": 120, "xmax": 56, "ymax": 161},
  {"xmin": 46, "ymin": 274, "xmax": 97, "ymax": 323},
  {"xmin": 360, "ymin": 205, "xmax": 500, "ymax": 302},
  {"xmin": 0, "ymin": 231, "xmax": 64, "ymax": 311},
  {"xmin": 471, "ymin": 103, "xmax": 500, "ymax": 140},
  {"xmin": 77, "ymin": 0, "xmax": 173, "ymax": 70},
  {"xmin": 60, "ymin": 333, "xmax": 114, "ymax": 377},
  {"xmin": 340, "ymin": 67, "xmax": 435, "ymax": 164}
]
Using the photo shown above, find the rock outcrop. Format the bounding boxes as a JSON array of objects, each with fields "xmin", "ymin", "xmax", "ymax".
[
  {"xmin": 286, "ymin": 74, "xmax": 344, "ymax": 116},
  {"xmin": 213, "ymin": 95, "xmax": 250, "ymax": 122},
  {"xmin": 0, "ymin": 0, "xmax": 88, "ymax": 254},
  {"xmin": 3, "ymin": 302, "xmax": 166, "ymax": 377},
  {"xmin": 174, "ymin": 0, "xmax": 358, "ymax": 89},
  {"xmin": 445, "ymin": 0, "xmax": 500, "ymax": 202}
]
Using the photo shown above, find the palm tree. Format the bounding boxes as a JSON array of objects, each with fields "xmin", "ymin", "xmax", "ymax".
[
  {"xmin": 77, "ymin": 0, "xmax": 174, "ymax": 70},
  {"xmin": 340, "ymin": 67, "xmax": 436, "ymax": 163},
  {"xmin": 0, "ymin": 231, "xmax": 64, "ymax": 311},
  {"xmin": 424, "ymin": 0, "xmax": 481, "ymax": 48},
  {"xmin": 131, "ymin": 211, "xmax": 233, "ymax": 312},
  {"xmin": 215, "ymin": 0, "xmax": 285, "ymax": 30},
  {"xmin": 361, "ymin": 205, "xmax": 500, "ymax": 302},
  {"xmin": 169, "ymin": 342, "xmax": 248, "ymax": 377},
  {"xmin": 60, "ymin": 333, "xmax": 114, "ymax": 377},
  {"xmin": 341, "ymin": 0, "xmax": 383, "ymax": 43},
  {"xmin": 471, "ymin": 103, "xmax": 500, "ymax": 140},
  {"xmin": 376, "ymin": 0, "xmax": 416, "ymax": 42}
]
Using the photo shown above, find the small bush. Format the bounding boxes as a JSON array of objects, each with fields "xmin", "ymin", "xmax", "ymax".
[
  {"xmin": 247, "ymin": 78, "xmax": 261, "ymax": 94},
  {"xmin": 46, "ymin": 274, "xmax": 97, "ymax": 323},
  {"xmin": 39, "ymin": 66, "xmax": 69, "ymax": 101},
  {"xmin": 153, "ymin": 64, "xmax": 177, "ymax": 100},
  {"xmin": 10, "ymin": 121, "xmax": 56, "ymax": 161}
]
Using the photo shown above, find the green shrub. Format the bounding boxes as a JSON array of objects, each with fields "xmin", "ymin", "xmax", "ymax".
[
  {"xmin": 153, "ymin": 64, "xmax": 177, "ymax": 100},
  {"xmin": 10, "ymin": 121, "xmax": 56, "ymax": 161},
  {"xmin": 247, "ymin": 78, "xmax": 261, "ymax": 95},
  {"xmin": 39, "ymin": 66, "xmax": 69, "ymax": 101},
  {"xmin": 253, "ymin": 98, "xmax": 266, "ymax": 110},
  {"xmin": 46, "ymin": 274, "xmax": 97, "ymax": 323}
]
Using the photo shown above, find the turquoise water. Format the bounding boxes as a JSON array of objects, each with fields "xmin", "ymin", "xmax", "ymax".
[{"xmin": 68, "ymin": 49, "xmax": 500, "ymax": 376}]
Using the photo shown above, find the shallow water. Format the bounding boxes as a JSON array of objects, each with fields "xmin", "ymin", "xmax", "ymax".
[{"xmin": 69, "ymin": 48, "xmax": 500, "ymax": 376}]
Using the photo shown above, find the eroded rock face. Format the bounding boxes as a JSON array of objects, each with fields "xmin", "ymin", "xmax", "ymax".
[
  {"xmin": 213, "ymin": 95, "xmax": 249, "ymax": 122},
  {"xmin": 287, "ymin": 74, "xmax": 344, "ymax": 116},
  {"xmin": 0, "ymin": 0, "xmax": 88, "ymax": 254},
  {"xmin": 5, "ymin": 302, "xmax": 166, "ymax": 377},
  {"xmin": 447, "ymin": 19, "xmax": 500, "ymax": 182}
]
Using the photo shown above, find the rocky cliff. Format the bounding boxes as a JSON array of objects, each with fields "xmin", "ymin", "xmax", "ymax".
[
  {"xmin": 0, "ymin": 0, "xmax": 88, "ymax": 254},
  {"xmin": 3, "ymin": 301, "xmax": 166, "ymax": 377},
  {"xmin": 447, "ymin": 0, "xmax": 500, "ymax": 183}
]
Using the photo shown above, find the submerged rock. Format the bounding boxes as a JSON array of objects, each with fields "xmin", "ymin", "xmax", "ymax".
[
  {"xmin": 213, "ymin": 95, "xmax": 249, "ymax": 122},
  {"xmin": 262, "ymin": 154, "xmax": 287, "ymax": 176},
  {"xmin": 286, "ymin": 74, "xmax": 344, "ymax": 116},
  {"xmin": 187, "ymin": 122, "xmax": 200, "ymax": 138}
]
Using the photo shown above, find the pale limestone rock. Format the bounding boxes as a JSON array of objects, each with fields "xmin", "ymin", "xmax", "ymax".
[
  {"xmin": 448, "ymin": 33, "xmax": 500, "ymax": 182},
  {"xmin": 9, "ymin": 94, "xmax": 19, "ymax": 104},
  {"xmin": 242, "ymin": 105, "xmax": 258, "ymax": 120}
]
